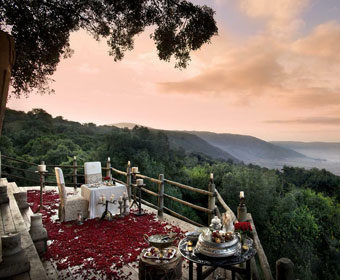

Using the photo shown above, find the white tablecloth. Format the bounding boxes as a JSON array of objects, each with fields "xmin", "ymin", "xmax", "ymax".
[{"xmin": 81, "ymin": 183, "xmax": 128, "ymax": 219}]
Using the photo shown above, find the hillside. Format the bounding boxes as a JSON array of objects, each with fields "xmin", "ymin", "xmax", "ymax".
[
  {"xmin": 191, "ymin": 131, "xmax": 306, "ymax": 163},
  {"xmin": 163, "ymin": 130, "xmax": 240, "ymax": 163}
]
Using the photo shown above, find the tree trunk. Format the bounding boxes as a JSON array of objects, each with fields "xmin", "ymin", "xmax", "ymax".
[{"xmin": 0, "ymin": 31, "xmax": 15, "ymax": 136}]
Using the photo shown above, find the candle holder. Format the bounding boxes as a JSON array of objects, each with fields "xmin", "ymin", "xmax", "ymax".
[
  {"xmin": 118, "ymin": 200, "xmax": 124, "ymax": 218},
  {"xmin": 130, "ymin": 183, "xmax": 145, "ymax": 216},
  {"xmin": 98, "ymin": 199, "xmax": 117, "ymax": 221},
  {"xmin": 237, "ymin": 193, "xmax": 247, "ymax": 222},
  {"xmin": 123, "ymin": 196, "xmax": 129, "ymax": 216},
  {"xmin": 76, "ymin": 211, "xmax": 83, "ymax": 225}
]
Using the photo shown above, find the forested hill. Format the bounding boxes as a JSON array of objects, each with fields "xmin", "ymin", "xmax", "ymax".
[{"xmin": 1, "ymin": 108, "xmax": 340, "ymax": 280}]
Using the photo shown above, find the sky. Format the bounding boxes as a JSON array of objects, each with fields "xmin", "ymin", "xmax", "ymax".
[{"xmin": 7, "ymin": 0, "xmax": 340, "ymax": 142}]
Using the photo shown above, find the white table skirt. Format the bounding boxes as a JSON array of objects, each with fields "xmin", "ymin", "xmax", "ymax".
[{"xmin": 81, "ymin": 183, "xmax": 128, "ymax": 219}]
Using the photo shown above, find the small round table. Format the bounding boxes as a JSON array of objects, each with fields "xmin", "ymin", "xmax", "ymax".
[
  {"xmin": 178, "ymin": 237, "xmax": 256, "ymax": 280},
  {"xmin": 139, "ymin": 247, "xmax": 183, "ymax": 280}
]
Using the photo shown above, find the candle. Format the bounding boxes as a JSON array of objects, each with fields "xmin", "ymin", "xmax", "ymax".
[
  {"xmin": 240, "ymin": 191, "xmax": 244, "ymax": 199},
  {"xmin": 110, "ymin": 194, "xmax": 115, "ymax": 202},
  {"xmin": 108, "ymin": 157, "xmax": 110, "ymax": 161},
  {"xmin": 210, "ymin": 173, "xmax": 214, "ymax": 179},
  {"xmin": 123, "ymin": 192, "xmax": 127, "ymax": 198},
  {"xmin": 73, "ymin": 156, "xmax": 76, "ymax": 160},
  {"xmin": 119, "ymin": 196, "xmax": 123, "ymax": 202},
  {"xmin": 136, "ymin": 179, "xmax": 143, "ymax": 186},
  {"xmin": 128, "ymin": 161, "xmax": 131, "ymax": 167},
  {"xmin": 38, "ymin": 164, "xmax": 46, "ymax": 172},
  {"xmin": 132, "ymin": 167, "xmax": 139, "ymax": 173}
]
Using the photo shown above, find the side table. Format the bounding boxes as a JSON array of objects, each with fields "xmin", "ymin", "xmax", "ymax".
[
  {"xmin": 178, "ymin": 237, "xmax": 256, "ymax": 280},
  {"xmin": 139, "ymin": 247, "xmax": 182, "ymax": 280}
]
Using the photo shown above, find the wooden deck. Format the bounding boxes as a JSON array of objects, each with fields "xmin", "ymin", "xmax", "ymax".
[{"xmin": 2, "ymin": 182, "xmax": 234, "ymax": 280}]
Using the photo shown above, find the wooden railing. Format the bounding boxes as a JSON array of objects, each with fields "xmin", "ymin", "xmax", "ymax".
[{"xmin": 0, "ymin": 152, "xmax": 276, "ymax": 279}]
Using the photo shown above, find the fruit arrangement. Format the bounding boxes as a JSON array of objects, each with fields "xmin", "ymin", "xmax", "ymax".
[
  {"xmin": 211, "ymin": 231, "xmax": 234, "ymax": 243},
  {"xmin": 144, "ymin": 247, "xmax": 176, "ymax": 260}
]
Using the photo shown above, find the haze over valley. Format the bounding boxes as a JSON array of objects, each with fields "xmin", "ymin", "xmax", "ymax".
[{"xmin": 114, "ymin": 123, "xmax": 340, "ymax": 175}]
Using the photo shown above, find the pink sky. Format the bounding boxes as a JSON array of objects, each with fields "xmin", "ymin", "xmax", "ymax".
[{"xmin": 7, "ymin": 0, "xmax": 340, "ymax": 141}]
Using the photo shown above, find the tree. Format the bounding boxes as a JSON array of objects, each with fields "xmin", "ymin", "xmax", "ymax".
[{"xmin": 0, "ymin": 0, "xmax": 218, "ymax": 97}]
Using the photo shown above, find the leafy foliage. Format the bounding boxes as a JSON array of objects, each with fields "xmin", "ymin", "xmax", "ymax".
[
  {"xmin": 0, "ymin": 0, "xmax": 218, "ymax": 97},
  {"xmin": 1, "ymin": 108, "xmax": 340, "ymax": 279}
]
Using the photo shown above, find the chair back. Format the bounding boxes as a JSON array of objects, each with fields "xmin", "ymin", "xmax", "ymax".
[
  {"xmin": 84, "ymin": 161, "xmax": 102, "ymax": 184},
  {"xmin": 55, "ymin": 167, "xmax": 67, "ymax": 206}
]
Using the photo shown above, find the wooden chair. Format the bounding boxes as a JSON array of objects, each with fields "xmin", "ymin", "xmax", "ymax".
[
  {"xmin": 55, "ymin": 167, "xmax": 88, "ymax": 222},
  {"xmin": 84, "ymin": 161, "xmax": 103, "ymax": 184}
]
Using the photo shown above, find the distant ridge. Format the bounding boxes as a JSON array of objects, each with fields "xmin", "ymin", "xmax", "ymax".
[{"xmin": 191, "ymin": 131, "xmax": 306, "ymax": 163}]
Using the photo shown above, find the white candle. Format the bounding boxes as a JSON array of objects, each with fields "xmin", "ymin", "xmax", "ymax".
[
  {"xmin": 128, "ymin": 161, "xmax": 131, "ymax": 167},
  {"xmin": 210, "ymin": 173, "xmax": 214, "ymax": 179},
  {"xmin": 38, "ymin": 164, "xmax": 46, "ymax": 172},
  {"xmin": 101, "ymin": 195, "xmax": 106, "ymax": 203},
  {"xmin": 110, "ymin": 194, "xmax": 115, "ymax": 202},
  {"xmin": 119, "ymin": 196, "xmax": 123, "ymax": 202},
  {"xmin": 123, "ymin": 192, "xmax": 127, "ymax": 198},
  {"xmin": 240, "ymin": 191, "xmax": 244, "ymax": 199},
  {"xmin": 108, "ymin": 157, "xmax": 110, "ymax": 162},
  {"xmin": 132, "ymin": 167, "xmax": 139, "ymax": 173},
  {"xmin": 136, "ymin": 179, "xmax": 143, "ymax": 186},
  {"xmin": 73, "ymin": 156, "xmax": 77, "ymax": 160}
]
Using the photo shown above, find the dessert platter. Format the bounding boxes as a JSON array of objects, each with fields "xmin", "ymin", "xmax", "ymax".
[{"xmin": 195, "ymin": 230, "xmax": 241, "ymax": 258}]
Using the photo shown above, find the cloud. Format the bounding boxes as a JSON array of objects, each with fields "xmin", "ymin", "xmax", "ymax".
[
  {"xmin": 292, "ymin": 21, "xmax": 340, "ymax": 62},
  {"xmin": 158, "ymin": 20, "xmax": 340, "ymax": 109},
  {"xmin": 158, "ymin": 36, "xmax": 286, "ymax": 97},
  {"xmin": 238, "ymin": 0, "xmax": 309, "ymax": 37},
  {"xmin": 266, "ymin": 117, "xmax": 340, "ymax": 126}
]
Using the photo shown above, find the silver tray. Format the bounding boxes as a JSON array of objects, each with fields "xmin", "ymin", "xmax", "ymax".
[{"xmin": 195, "ymin": 233, "xmax": 241, "ymax": 258}]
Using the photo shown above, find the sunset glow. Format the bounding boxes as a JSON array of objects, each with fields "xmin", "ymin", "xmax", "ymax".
[{"xmin": 8, "ymin": 0, "xmax": 340, "ymax": 141}]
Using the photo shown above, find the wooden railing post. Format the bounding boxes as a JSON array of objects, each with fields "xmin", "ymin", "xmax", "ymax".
[
  {"xmin": 126, "ymin": 161, "xmax": 131, "ymax": 202},
  {"xmin": 73, "ymin": 156, "xmax": 77, "ymax": 189},
  {"xmin": 157, "ymin": 174, "xmax": 164, "ymax": 218},
  {"xmin": 208, "ymin": 173, "xmax": 216, "ymax": 224},
  {"xmin": 106, "ymin": 157, "xmax": 111, "ymax": 178},
  {"xmin": 276, "ymin": 258, "xmax": 294, "ymax": 280}
]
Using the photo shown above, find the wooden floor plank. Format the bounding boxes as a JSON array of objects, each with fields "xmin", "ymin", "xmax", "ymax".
[{"xmin": 42, "ymin": 260, "xmax": 59, "ymax": 280}]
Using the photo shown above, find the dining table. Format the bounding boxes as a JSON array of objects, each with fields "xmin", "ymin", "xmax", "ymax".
[{"xmin": 80, "ymin": 182, "xmax": 128, "ymax": 219}]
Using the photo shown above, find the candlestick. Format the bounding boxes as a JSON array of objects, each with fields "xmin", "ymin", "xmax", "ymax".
[
  {"xmin": 240, "ymin": 191, "xmax": 244, "ymax": 199},
  {"xmin": 118, "ymin": 200, "xmax": 124, "ymax": 218},
  {"xmin": 136, "ymin": 179, "xmax": 143, "ymax": 186},
  {"xmin": 123, "ymin": 196, "xmax": 129, "ymax": 216}
]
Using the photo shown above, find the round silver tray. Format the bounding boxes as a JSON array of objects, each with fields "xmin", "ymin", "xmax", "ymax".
[{"xmin": 195, "ymin": 233, "xmax": 241, "ymax": 258}]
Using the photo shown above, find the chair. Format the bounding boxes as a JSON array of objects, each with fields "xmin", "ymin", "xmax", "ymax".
[
  {"xmin": 55, "ymin": 167, "xmax": 89, "ymax": 222},
  {"xmin": 84, "ymin": 161, "xmax": 103, "ymax": 184}
]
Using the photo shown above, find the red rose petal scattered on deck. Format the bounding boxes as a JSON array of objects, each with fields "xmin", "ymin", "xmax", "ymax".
[{"xmin": 27, "ymin": 190, "xmax": 185, "ymax": 279}]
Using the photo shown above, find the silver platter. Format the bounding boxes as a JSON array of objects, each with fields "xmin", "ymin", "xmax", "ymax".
[{"xmin": 195, "ymin": 233, "xmax": 241, "ymax": 258}]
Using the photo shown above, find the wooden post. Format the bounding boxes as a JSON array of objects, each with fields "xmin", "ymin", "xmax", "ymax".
[
  {"xmin": 157, "ymin": 174, "xmax": 164, "ymax": 218},
  {"xmin": 276, "ymin": 258, "xmax": 294, "ymax": 280},
  {"xmin": 73, "ymin": 156, "xmax": 77, "ymax": 189},
  {"xmin": 126, "ymin": 161, "xmax": 131, "ymax": 202},
  {"xmin": 208, "ymin": 173, "xmax": 216, "ymax": 224},
  {"xmin": 106, "ymin": 157, "xmax": 111, "ymax": 178}
]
